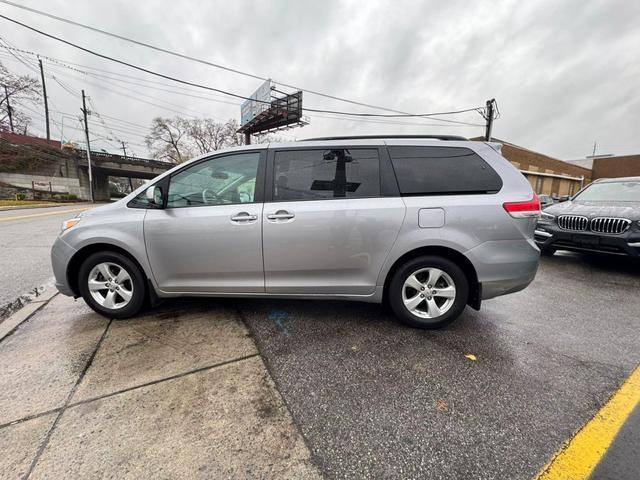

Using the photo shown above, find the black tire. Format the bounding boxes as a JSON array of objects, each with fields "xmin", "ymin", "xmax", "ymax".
[
  {"xmin": 78, "ymin": 251, "xmax": 146, "ymax": 319},
  {"xmin": 388, "ymin": 255, "xmax": 469, "ymax": 329}
]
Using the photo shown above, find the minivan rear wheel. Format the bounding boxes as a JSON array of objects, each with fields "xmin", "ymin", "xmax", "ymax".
[
  {"xmin": 78, "ymin": 251, "xmax": 146, "ymax": 319},
  {"xmin": 389, "ymin": 255, "xmax": 469, "ymax": 329}
]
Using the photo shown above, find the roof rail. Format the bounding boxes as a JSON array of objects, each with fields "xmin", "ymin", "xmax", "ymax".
[{"xmin": 301, "ymin": 134, "xmax": 468, "ymax": 142}]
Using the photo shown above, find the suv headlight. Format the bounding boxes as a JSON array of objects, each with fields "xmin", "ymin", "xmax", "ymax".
[
  {"xmin": 539, "ymin": 212, "xmax": 555, "ymax": 223},
  {"xmin": 61, "ymin": 217, "xmax": 80, "ymax": 232}
]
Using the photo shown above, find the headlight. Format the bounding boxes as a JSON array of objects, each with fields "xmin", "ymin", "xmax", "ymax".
[
  {"xmin": 61, "ymin": 217, "xmax": 80, "ymax": 232},
  {"xmin": 539, "ymin": 212, "xmax": 555, "ymax": 222}
]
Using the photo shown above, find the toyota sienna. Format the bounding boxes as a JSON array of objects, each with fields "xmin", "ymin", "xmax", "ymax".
[{"xmin": 51, "ymin": 136, "xmax": 540, "ymax": 328}]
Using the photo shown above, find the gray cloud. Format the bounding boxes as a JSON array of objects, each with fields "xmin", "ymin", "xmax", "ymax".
[{"xmin": 1, "ymin": 0, "xmax": 638, "ymax": 159}]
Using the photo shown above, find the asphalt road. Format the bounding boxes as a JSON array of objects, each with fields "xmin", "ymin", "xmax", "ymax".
[
  {"xmin": 0, "ymin": 205, "xmax": 90, "ymax": 311},
  {"xmin": 237, "ymin": 253, "xmax": 640, "ymax": 479},
  {"xmin": 1, "ymin": 205, "xmax": 638, "ymax": 478}
]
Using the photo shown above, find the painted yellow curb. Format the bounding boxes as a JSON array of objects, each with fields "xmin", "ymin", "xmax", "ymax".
[
  {"xmin": 535, "ymin": 365, "xmax": 640, "ymax": 480},
  {"xmin": 0, "ymin": 207, "xmax": 90, "ymax": 222}
]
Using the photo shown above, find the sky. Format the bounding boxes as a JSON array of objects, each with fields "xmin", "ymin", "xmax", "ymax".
[{"xmin": 0, "ymin": 0, "xmax": 638, "ymax": 160}]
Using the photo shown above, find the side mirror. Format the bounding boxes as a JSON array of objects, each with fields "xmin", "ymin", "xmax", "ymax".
[
  {"xmin": 145, "ymin": 185, "xmax": 163, "ymax": 208},
  {"xmin": 558, "ymin": 195, "xmax": 570, "ymax": 203}
]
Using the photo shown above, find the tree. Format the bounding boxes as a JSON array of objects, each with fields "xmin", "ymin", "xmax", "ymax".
[
  {"xmin": 145, "ymin": 116, "xmax": 289, "ymax": 163},
  {"xmin": 186, "ymin": 118, "xmax": 228, "ymax": 154},
  {"xmin": 145, "ymin": 116, "xmax": 193, "ymax": 163},
  {"xmin": 0, "ymin": 61, "xmax": 41, "ymax": 134}
]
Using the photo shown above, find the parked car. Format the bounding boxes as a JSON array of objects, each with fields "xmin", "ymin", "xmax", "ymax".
[
  {"xmin": 52, "ymin": 136, "xmax": 540, "ymax": 329},
  {"xmin": 539, "ymin": 194, "xmax": 554, "ymax": 209},
  {"xmin": 535, "ymin": 177, "xmax": 640, "ymax": 256}
]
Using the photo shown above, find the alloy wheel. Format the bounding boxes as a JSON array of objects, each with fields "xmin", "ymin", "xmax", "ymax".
[
  {"xmin": 401, "ymin": 267, "xmax": 456, "ymax": 319},
  {"xmin": 87, "ymin": 262, "xmax": 134, "ymax": 310}
]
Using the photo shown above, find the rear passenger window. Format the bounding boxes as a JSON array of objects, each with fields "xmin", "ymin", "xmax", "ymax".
[
  {"xmin": 388, "ymin": 146, "xmax": 502, "ymax": 195},
  {"xmin": 273, "ymin": 148, "xmax": 380, "ymax": 201}
]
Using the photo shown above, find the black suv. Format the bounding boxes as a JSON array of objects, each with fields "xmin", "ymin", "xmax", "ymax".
[{"xmin": 535, "ymin": 177, "xmax": 640, "ymax": 256}]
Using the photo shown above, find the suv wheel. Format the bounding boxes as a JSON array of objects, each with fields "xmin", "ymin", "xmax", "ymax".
[
  {"xmin": 78, "ymin": 251, "xmax": 146, "ymax": 319},
  {"xmin": 389, "ymin": 255, "xmax": 469, "ymax": 329}
]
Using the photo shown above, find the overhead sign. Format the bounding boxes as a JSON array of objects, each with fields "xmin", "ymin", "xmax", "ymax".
[{"xmin": 240, "ymin": 79, "xmax": 273, "ymax": 126}]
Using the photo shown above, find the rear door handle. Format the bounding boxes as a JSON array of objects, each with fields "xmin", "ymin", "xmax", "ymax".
[
  {"xmin": 230, "ymin": 212, "xmax": 258, "ymax": 222},
  {"xmin": 267, "ymin": 210, "xmax": 295, "ymax": 220}
]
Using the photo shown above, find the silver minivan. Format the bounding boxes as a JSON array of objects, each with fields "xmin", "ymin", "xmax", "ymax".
[{"xmin": 51, "ymin": 136, "xmax": 540, "ymax": 328}]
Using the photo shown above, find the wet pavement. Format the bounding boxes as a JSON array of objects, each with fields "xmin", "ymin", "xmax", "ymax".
[
  {"xmin": 238, "ymin": 253, "xmax": 640, "ymax": 479},
  {"xmin": 0, "ymin": 252, "xmax": 638, "ymax": 479}
]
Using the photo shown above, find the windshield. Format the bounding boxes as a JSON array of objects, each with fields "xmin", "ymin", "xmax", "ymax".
[{"xmin": 573, "ymin": 181, "xmax": 640, "ymax": 202}]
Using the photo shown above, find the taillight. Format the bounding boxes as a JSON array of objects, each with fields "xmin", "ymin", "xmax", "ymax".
[{"xmin": 503, "ymin": 194, "xmax": 541, "ymax": 218}]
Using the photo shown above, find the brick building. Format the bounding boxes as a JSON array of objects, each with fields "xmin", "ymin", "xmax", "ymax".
[
  {"xmin": 591, "ymin": 154, "xmax": 640, "ymax": 180},
  {"xmin": 473, "ymin": 137, "xmax": 592, "ymax": 197}
]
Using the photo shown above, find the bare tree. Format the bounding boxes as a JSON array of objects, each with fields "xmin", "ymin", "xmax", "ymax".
[
  {"xmin": 145, "ymin": 116, "xmax": 193, "ymax": 163},
  {"xmin": 186, "ymin": 118, "xmax": 228, "ymax": 154},
  {"xmin": 146, "ymin": 116, "xmax": 290, "ymax": 162},
  {"xmin": 222, "ymin": 118, "xmax": 246, "ymax": 147},
  {"xmin": 0, "ymin": 61, "xmax": 40, "ymax": 134}
]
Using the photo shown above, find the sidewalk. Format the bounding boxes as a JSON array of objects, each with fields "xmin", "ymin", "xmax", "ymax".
[{"xmin": 0, "ymin": 294, "xmax": 320, "ymax": 479}]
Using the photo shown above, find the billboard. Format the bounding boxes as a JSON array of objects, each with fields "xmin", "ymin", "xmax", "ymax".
[{"xmin": 240, "ymin": 79, "xmax": 273, "ymax": 126}]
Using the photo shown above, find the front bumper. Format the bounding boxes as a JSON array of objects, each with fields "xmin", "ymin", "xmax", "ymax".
[
  {"xmin": 535, "ymin": 222, "xmax": 640, "ymax": 257},
  {"xmin": 51, "ymin": 236, "xmax": 77, "ymax": 296}
]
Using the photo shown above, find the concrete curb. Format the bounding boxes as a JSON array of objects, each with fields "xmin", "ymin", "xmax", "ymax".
[
  {"xmin": 0, "ymin": 290, "xmax": 58, "ymax": 343},
  {"xmin": 0, "ymin": 203, "xmax": 88, "ymax": 212},
  {"xmin": 0, "ymin": 204, "xmax": 58, "ymax": 211}
]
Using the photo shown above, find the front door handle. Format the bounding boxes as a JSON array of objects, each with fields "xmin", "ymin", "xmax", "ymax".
[
  {"xmin": 230, "ymin": 212, "xmax": 258, "ymax": 222},
  {"xmin": 267, "ymin": 210, "xmax": 295, "ymax": 220}
]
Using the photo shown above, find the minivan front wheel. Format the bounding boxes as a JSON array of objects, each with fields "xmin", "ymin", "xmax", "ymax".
[
  {"xmin": 389, "ymin": 256, "xmax": 469, "ymax": 329},
  {"xmin": 78, "ymin": 251, "xmax": 146, "ymax": 319}
]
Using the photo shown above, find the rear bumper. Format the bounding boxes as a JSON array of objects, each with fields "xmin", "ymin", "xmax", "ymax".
[
  {"xmin": 535, "ymin": 224, "xmax": 640, "ymax": 257},
  {"xmin": 51, "ymin": 236, "xmax": 77, "ymax": 296},
  {"xmin": 465, "ymin": 238, "xmax": 540, "ymax": 300}
]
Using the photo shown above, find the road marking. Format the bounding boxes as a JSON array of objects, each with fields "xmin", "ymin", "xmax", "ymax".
[
  {"xmin": 535, "ymin": 365, "xmax": 640, "ymax": 480},
  {"xmin": 0, "ymin": 207, "xmax": 90, "ymax": 222}
]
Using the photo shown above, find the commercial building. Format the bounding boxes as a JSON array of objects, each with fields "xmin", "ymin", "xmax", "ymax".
[
  {"xmin": 591, "ymin": 154, "xmax": 640, "ymax": 179},
  {"xmin": 473, "ymin": 138, "xmax": 592, "ymax": 197}
]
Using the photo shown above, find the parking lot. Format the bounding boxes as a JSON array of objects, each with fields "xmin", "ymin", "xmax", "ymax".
[{"xmin": 1, "ymin": 250, "xmax": 638, "ymax": 479}]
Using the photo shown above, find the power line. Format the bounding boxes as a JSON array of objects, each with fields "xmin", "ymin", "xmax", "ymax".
[
  {"xmin": 1, "ymin": 48, "xmax": 479, "ymax": 136},
  {"xmin": 0, "ymin": 12, "xmax": 486, "ymax": 123},
  {"xmin": 0, "ymin": 46, "xmax": 241, "ymax": 103},
  {"xmin": 0, "ymin": 0, "xmax": 489, "ymax": 122},
  {"xmin": 31, "ymin": 57, "xmax": 483, "ymax": 128},
  {"xmin": 0, "ymin": 41, "xmax": 483, "ymax": 127},
  {"xmin": 46, "ymin": 65, "xmax": 227, "ymax": 119},
  {"xmin": 309, "ymin": 112, "xmax": 479, "ymax": 128}
]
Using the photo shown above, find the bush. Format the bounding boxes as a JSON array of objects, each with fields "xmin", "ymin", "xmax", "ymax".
[
  {"xmin": 15, "ymin": 193, "xmax": 26, "ymax": 200},
  {"xmin": 54, "ymin": 193, "xmax": 78, "ymax": 201}
]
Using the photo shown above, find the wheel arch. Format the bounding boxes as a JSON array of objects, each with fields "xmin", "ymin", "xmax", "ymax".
[
  {"xmin": 67, "ymin": 242, "xmax": 150, "ymax": 297},
  {"xmin": 382, "ymin": 245, "xmax": 481, "ymax": 310}
]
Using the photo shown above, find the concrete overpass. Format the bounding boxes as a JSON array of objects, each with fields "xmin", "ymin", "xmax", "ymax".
[
  {"xmin": 0, "ymin": 137, "xmax": 174, "ymax": 202},
  {"xmin": 76, "ymin": 150, "xmax": 173, "ymax": 201}
]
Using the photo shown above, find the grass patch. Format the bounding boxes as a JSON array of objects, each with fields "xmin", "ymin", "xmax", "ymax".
[{"xmin": 0, "ymin": 200, "xmax": 58, "ymax": 207}]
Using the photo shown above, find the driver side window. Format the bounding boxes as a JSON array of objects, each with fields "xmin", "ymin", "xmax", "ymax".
[{"xmin": 167, "ymin": 152, "xmax": 260, "ymax": 208}]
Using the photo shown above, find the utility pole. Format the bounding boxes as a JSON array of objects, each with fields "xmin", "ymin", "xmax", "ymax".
[
  {"xmin": 484, "ymin": 98, "xmax": 495, "ymax": 141},
  {"xmin": 591, "ymin": 141, "xmax": 597, "ymax": 158},
  {"xmin": 4, "ymin": 85, "xmax": 14, "ymax": 132},
  {"xmin": 120, "ymin": 140, "xmax": 128, "ymax": 157},
  {"xmin": 81, "ymin": 90, "xmax": 94, "ymax": 202},
  {"xmin": 38, "ymin": 58, "xmax": 50, "ymax": 143}
]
